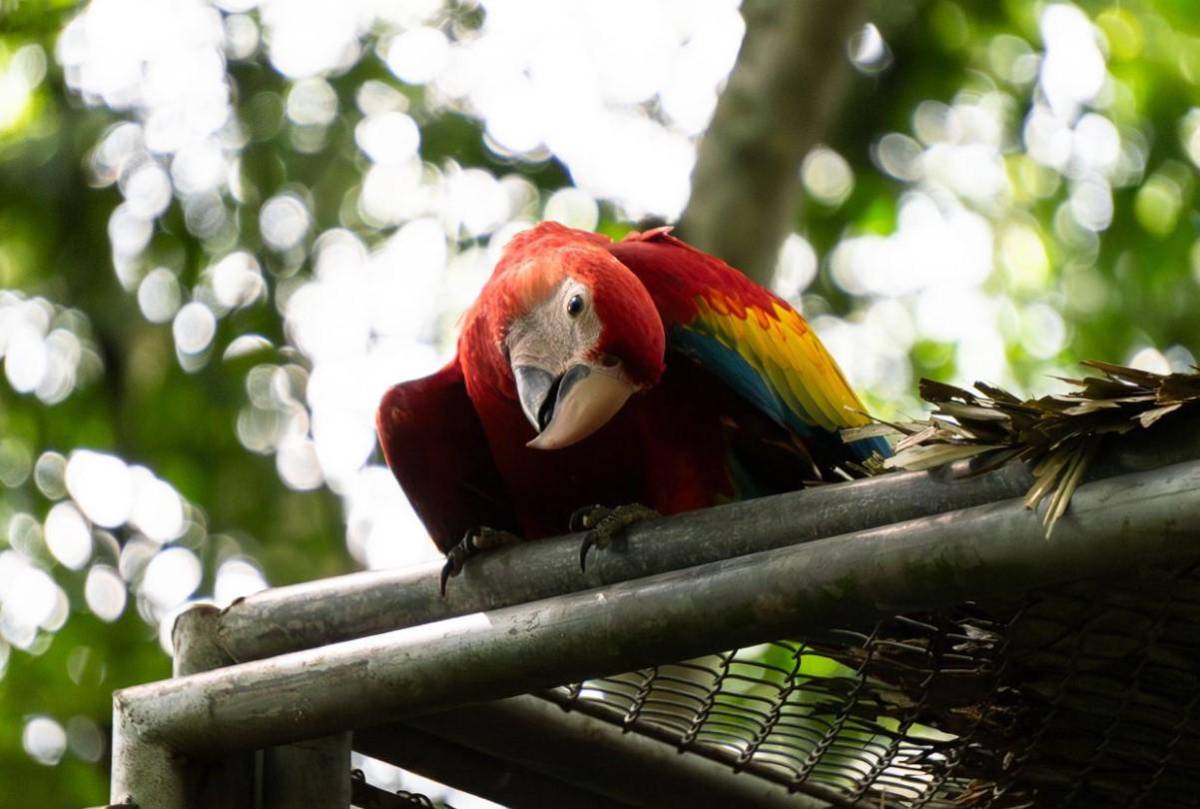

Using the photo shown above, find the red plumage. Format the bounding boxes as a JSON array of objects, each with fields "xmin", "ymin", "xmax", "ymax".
[{"xmin": 377, "ymin": 222, "xmax": 877, "ymax": 554}]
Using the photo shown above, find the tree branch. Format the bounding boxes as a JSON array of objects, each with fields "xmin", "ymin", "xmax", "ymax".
[{"xmin": 679, "ymin": 0, "xmax": 869, "ymax": 286}]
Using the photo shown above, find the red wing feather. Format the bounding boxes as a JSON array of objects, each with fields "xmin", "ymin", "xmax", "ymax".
[
  {"xmin": 376, "ymin": 360, "xmax": 519, "ymax": 553},
  {"xmin": 609, "ymin": 230, "xmax": 871, "ymax": 434}
]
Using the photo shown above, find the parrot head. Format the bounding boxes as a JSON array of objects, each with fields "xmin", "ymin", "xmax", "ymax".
[{"xmin": 472, "ymin": 224, "xmax": 666, "ymax": 450}]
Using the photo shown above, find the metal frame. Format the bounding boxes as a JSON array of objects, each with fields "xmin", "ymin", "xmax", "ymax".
[
  {"xmin": 359, "ymin": 696, "xmax": 819, "ymax": 808},
  {"xmin": 107, "ymin": 419, "xmax": 1200, "ymax": 808}
]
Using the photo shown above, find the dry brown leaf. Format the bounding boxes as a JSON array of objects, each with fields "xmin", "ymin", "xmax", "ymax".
[
  {"xmin": 840, "ymin": 423, "xmax": 902, "ymax": 442},
  {"xmin": 848, "ymin": 359, "xmax": 1200, "ymax": 536},
  {"xmin": 883, "ymin": 443, "xmax": 994, "ymax": 471}
]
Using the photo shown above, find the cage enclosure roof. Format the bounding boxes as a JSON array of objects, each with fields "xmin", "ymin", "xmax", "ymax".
[{"xmin": 106, "ymin": 414, "xmax": 1200, "ymax": 809}]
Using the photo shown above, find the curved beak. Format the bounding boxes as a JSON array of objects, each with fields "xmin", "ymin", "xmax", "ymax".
[{"xmin": 514, "ymin": 362, "xmax": 637, "ymax": 450}]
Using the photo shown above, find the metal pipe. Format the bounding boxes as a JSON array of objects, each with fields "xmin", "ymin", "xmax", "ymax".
[
  {"xmin": 262, "ymin": 734, "xmax": 351, "ymax": 809},
  {"xmin": 173, "ymin": 605, "xmax": 257, "ymax": 809},
  {"xmin": 109, "ymin": 715, "xmax": 187, "ymax": 809},
  {"xmin": 111, "ymin": 605, "xmax": 257, "ymax": 808},
  {"xmin": 350, "ymin": 777, "xmax": 447, "ymax": 809},
  {"xmin": 111, "ymin": 602, "xmax": 353, "ymax": 808},
  {"xmin": 212, "ymin": 414, "xmax": 1200, "ymax": 662},
  {"xmin": 382, "ymin": 695, "xmax": 834, "ymax": 809},
  {"xmin": 215, "ymin": 463, "xmax": 1035, "ymax": 662},
  {"xmin": 113, "ymin": 461, "xmax": 1200, "ymax": 767},
  {"xmin": 168, "ymin": 449, "xmax": 1039, "ymax": 807},
  {"xmin": 171, "ymin": 602, "xmax": 353, "ymax": 809},
  {"xmin": 173, "ymin": 603, "xmax": 236, "ymax": 676},
  {"xmin": 355, "ymin": 722, "xmax": 638, "ymax": 809}
]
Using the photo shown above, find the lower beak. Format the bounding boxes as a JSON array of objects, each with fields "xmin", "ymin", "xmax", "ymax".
[{"xmin": 514, "ymin": 362, "xmax": 637, "ymax": 450}]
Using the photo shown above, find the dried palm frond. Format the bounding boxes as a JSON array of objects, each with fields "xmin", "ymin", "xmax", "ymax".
[{"xmin": 847, "ymin": 361, "xmax": 1200, "ymax": 534}]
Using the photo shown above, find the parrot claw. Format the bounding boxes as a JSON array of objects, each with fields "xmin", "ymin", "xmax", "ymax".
[
  {"xmin": 578, "ymin": 531, "xmax": 599, "ymax": 572},
  {"xmin": 571, "ymin": 503, "xmax": 659, "ymax": 572},
  {"xmin": 439, "ymin": 526, "xmax": 521, "ymax": 596},
  {"xmin": 438, "ymin": 554, "xmax": 462, "ymax": 597}
]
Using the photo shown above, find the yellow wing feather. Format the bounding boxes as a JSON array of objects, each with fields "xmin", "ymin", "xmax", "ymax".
[{"xmin": 692, "ymin": 297, "xmax": 868, "ymax": 433}]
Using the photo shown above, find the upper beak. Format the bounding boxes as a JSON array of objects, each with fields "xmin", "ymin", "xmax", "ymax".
[{"xmin": 514, "ymin": 361, "xmax": 637, "ymax": 450}]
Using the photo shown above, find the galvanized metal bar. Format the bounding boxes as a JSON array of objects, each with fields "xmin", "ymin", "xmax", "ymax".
[
  {"xmin": 376, "ymin": 695, "xmax": 835, "ymax": 809},
  {"xmin": 173, "ymin": 604, "xmax": 236, "ymax": 676},
  {"xmin": 111, "ymin": 603, "xmax": 353, "ymax": 808},
  {"xmin": 109, "ymin": 718, "xmax": 187, "ymax": 809},
  {"xmin": 112, "ymin": 460, "xmax": 1200, "ymax": 771},
  {"xmin": 212, "ymin": 414, "xmax": 1200, "ymax": 663},
  {"xmin": 172, "ymin": 605, "xmax": 256, "ymax": 809},
  {"xmin": 151, "ymin": 456, "xmax": 1029, "ymax": 806},
  {"xmin": 349, "ymin": 777, "xmax": 451, "ymax": 809},
  {"xmin": 170, "ymin": 604, "xmax": 352, "ymax": 809},
  {"xmin": 355, "ymin": 722, "xmax": 637, "ymax": 809},
  {"xmin": 349, "ymin": 778, "xmax": 413, "ymax": 809},
  {"xmin": 110, "ymin": 605, "xmax": 256, "ymax": 809},
  {"xmin": 262, "ymin": 734, "xmax": 351, "ymax": 809},
  {"xmin": 215, "ymin": 461, "xmax": 1033, "ymax": 660}
]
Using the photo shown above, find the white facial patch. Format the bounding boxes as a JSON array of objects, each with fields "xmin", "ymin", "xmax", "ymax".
[{"xmin": 505, "ymin": 278, "xmax": 603, "ymax": 376}]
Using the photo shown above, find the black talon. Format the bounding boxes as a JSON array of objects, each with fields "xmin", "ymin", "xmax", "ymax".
[
  {"xmin": 579, "ymin": 531, "xmax": 599, "ymax": 572},
  {"xmin": 439, "ymin": 536, "xmax": 471, "ymax": 596},
  {"xmin": 571, "ymin": 503, "xmax": 659, "ymax": 574},
  {"xmin": 438, "ymin": 556, "xmax": 456, "ymax": 597},
  {"xmin": 438, "ymin": 526, "xmax": 520, "ymax": 596}
]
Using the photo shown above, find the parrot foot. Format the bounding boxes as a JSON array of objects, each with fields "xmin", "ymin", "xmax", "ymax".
[
  {"xmin": 440, "ymin": 526, "xmax": 522, "ymax": 596},
  {"xmin": 571, "ymin": 503, "xmax": 659, "ymax": 572}
]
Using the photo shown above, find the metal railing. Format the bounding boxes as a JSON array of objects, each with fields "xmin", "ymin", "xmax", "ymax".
[{"xmin": 106, "ymin": 417, "xmax": 1200, "ymax": 808}]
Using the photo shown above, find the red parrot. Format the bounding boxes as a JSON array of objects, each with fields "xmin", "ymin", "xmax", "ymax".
[{"xmin": 377, "ymin": 222, "xmax": 887, "ymax": 581}]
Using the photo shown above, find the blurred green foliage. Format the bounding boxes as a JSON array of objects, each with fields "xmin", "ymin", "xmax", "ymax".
[
  {"xmin": 0, "ymin": 1, "xmax": 1197, "ymax": 806},
  {"xmin": 822, "ymin": 0, "xmax": 1200, "ymax": 413}
]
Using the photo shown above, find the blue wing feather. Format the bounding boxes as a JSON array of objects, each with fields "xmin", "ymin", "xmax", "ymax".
[
  {"xmin": 668, "ymin": 326, "xmax": 889, "ymax": 463},
  {"xmin": 669, "ymin": 326, "xmax": 811, "ymax": 436}
]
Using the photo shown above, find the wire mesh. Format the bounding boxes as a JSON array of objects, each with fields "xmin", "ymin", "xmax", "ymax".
[
  {"xmin": 547, "ymin": 562, "xmax": 1200, "ymax": 808},
  {"xmin": 352, "ymin": 768, "xmax": 453, "ymax": 809}
]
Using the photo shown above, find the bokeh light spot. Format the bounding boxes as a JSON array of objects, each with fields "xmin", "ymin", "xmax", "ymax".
[
  {"xmin": 33, "ymin": 452, "xmax": 68, "ymax": 500},
  {"xmin": 141, "ymin": 546, "xmax": 202, "ymax": 612},
  {"xmin": 213, "ymin": 558, "xmax": 268, "ymax": 606},
  {"xmin": 172, "ymin": 302, "xmax": 217, "ymax": 356},
  {"xmin": 137, "ymin": 268, "xmax": 183, "ymax": 324},
  {"xmin": 355, "ymin": 111, "xmax": 420, "ymax": 165},
  {"xmin": 85, "ymin": 565, "xmax": 127, "ymax": 623},
  {"xmin": 66, "ymin": 716, "xmax": 106, "ymax": 763},
  {"xmin": 211, "ymin": 251, "xmax": 266, "ymax": 309},
  {"xmin": 0, "ymin": 438, "xmax": 32, "ymax": 488},
  {"xmin": 44, "ymin": 503, "xmax": 92, "ymax": 571},
  {"xmin": 802, "ymin": 146, "xmax": 854, "ymax": 207},
  {"xmin": 1134, "ymin": 173, "xmax": 1183, "ymax": 237},
  {"xmin": 276, "ymin": 436, "xmax": 324, "ymax": 491},
  {"xmin": 120, "ymin": 160, "xmax": 172, "ymax": 219},
  {"xmin": 260, "ymin": 194, "xmax": 311, "ymax": 252},
  {"xmin": 385, "ymin": 27, "xmax": 449, "ymax": 85},
  {"xmin": 849, "ymin": 23, "xmax": 892, "ymax": 74},
  {"xmin": 129, "ymin": 470, "xmax": 185, "ymax": 544},
  {"xmin": 543, "ymin": 188, "xmax": 599, "ymax": 232},
  {"xmin": 772, "ymin": 234, "xmax": 818, "ymax": 300},
  {"xmin": 66, "ymin": 450, "xmax": 134, "ymax": 529},
  {"xmin": 285, "ymin": 77, "xmax": 338, "ymax": 127},
  {"xmin": 1128, "ymin": 346, "xmax": 1170, "ymax": 375},
  {"xmin": 22, "ymin": 717, "xmax": 66, "ymax": 766}
]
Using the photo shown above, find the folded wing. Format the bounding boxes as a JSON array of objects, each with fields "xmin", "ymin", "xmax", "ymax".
[
  {"xmin": 609, "ymin": 230, "xmax": 889, "ymax": 464},
  {"xmin": 376, "ymin": 361, "xmax": 519, "ymax": 553}
]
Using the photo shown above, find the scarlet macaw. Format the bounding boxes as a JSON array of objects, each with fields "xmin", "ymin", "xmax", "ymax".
[{"xmin": 377, "ymin": 222, "xmax": 887, "ymax": 581}]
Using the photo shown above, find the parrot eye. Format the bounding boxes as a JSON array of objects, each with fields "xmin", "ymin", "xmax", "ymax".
[{"xmin": 566, "ymin": 294, "xmax": 585, "ymax": 318}]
